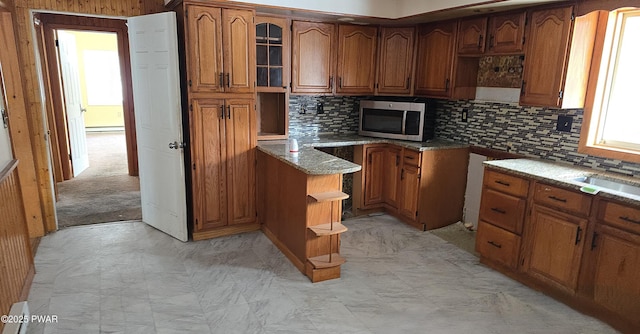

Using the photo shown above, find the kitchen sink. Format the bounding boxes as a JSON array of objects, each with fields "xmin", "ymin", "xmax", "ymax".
[{"xmin": 572, "ymin": 175, "xmax": 640, "ymax": 196}]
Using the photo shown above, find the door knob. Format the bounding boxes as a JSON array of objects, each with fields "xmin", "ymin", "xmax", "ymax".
[{"xmin": 168, "ymin": 141, "xmax": 186, "ymax": 149}]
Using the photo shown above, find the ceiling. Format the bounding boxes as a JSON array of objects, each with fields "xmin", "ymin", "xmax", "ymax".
[{"xmin": 203, "ymin": 0, "xmax": 567, "ymax": 24}]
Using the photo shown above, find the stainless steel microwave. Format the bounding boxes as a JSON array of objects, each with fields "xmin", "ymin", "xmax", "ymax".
[{"xmin": 359, "ymin": 100, "xmax": 435, "ymax": 142}]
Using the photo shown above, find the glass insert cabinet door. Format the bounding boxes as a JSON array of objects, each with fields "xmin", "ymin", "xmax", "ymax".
[{"xmin": 256, "ymin": 22, "xmax": 284, "ymax": 88}]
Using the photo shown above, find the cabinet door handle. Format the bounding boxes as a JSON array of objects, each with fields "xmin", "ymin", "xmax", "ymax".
[
  {"xmin": 491, "ymin": 207, "xmax": 506, "ymax": 214},
  {"xmin": 487, "ymin": 240, "xmax": 502, "ymax": 249},
  {"xmin": 219, "ymin": 73, "xmax": 224, "ymax": 88},
  {"xmin": 494, "ymin": 180, "xmax": 510, "ymax": 186},
  {"xmin": 619, "ymin": 216, "xmax": 640, "ymax": 225},
  {"xmin": 548, "ymin": 195, "xmax": 567, "ymax": 203},
  {"xmin": 396, "ymin": 155, "xmax": 400, "ymax": 166},
  {"xmin": 575, "ymin": 226, "xmax": 582, "ymax": 245},
  {"xmin": 227, "ymin": 105, "xmax": 231, "ymax": 119},
  {"xmin": 339, "ymin": 77, "xmax": 342, "ymax": 88},
  {"xmin": 590, "ymin": 232, "xmax": 598, "ymax": 250},
  {"xmin": 226, "ymin": 73, "xmax": 230, "ymax": 88},
  {"xmin": 406, "ymin": 77, "xmax": 410, "ymax": 89},
  {"xmin": 478, "ymin": 34, "xmax": 484, "ymax": 48},
  {"xmin": 445, "ymin": 78, "xmax": 450, "ymax": 91},
  {"xmin": 219, "ymin": 105, "xmax": 224, "ymax": 119},
  {"xmin": 401, "ymin": 169, "xmax": 405, "ymax": 180},
  {"xmin": 405, "ymin": 156, "xmax": 415, "ymax": 160},
  {"xmin": 329, "ymin": 76, "xmax": 333, "ymax": 89},
  {"xmin": 521, "ymin": 80, "xmax": 526, "ymax": 95}
]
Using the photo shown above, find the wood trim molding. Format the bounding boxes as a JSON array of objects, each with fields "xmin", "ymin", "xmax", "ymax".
[{"xmin": 0, "ymin": 12, "xmax": 46, "ymax": 237}]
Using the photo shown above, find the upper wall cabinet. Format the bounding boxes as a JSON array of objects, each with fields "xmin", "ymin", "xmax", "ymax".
[
  {"xmin": 520, "ymin": 6, "xmax": 598, "ymax": 108},
  {"xmin": 486, "ymin": 12, "xmax": 526, "ymax": 54},
  {"xmin": 336, "ymin": 25, "xmax": 378, "ymax": 95},
  {"xmin": 376, "ymin": 27, "xmax": 415, "ymax": 95},
  {"xmin": 256, "ymin": 16, "xmax": 289, "ymax": 91},
  {"xmin": 457, "ymin": 17, "xmax": 487, "ymax": 55},
  {"xmin": 414, "ymin": 21, "xmax": 457, "ymax": 98},
  {"xmin": 186, "ymin": 5, "xmax": 255, "ymax": 94},
  {"xmin": 291, "ymin": 21, "xmax": 336, "ymax": 94}
]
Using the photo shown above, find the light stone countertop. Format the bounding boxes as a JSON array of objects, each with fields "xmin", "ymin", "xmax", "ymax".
[
  {"xmin": 484, "ymin": 158, "xmax": 640, "ymax": 205},
  {"xmin": 257, "ymin": 134, "xmax": 469, "ymax": 175}
]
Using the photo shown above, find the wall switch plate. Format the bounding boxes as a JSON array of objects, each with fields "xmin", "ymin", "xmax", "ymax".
[
  {"xmin": 317, "ymin": 102, "xmax": 324, "ymax": 114},
  {"xmin": 461, "ymin": 108, "xmax": 468, "ymax": 122},
  {"xmin": 556, "ymin": 115, "xmax": 573, "ymax": 132}
]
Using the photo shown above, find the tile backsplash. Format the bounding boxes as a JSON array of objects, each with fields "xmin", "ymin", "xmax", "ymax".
[
  {"xmin": 288, "ymin": 95, "xmax": 360, "ymax": 137},
  {"xmin": 287, "ymin": 95, "xmax": 640, "ymax": 178},
  {"xmin": 435, "ymin": 100, "xmax": 640, "ymax": 178}
]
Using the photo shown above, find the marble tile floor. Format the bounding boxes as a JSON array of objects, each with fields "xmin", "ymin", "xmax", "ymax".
[{"xmin": 26, "ymin": 214, "xmax": 618, "ymax": 334}]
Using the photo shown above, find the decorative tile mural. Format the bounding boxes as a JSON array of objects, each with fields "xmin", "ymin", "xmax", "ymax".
[{"xmin": 477, "ymin": 55, "xmax": 524, "ymax": 88}]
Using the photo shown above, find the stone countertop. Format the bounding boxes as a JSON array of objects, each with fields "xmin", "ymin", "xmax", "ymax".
[
  {"xmin": 257, "ymin": 134, "xmax": 469, "ymax": 175},
  {"xmin": 484, "ymin": 158, "xmax": 640, "ymax": 205}
]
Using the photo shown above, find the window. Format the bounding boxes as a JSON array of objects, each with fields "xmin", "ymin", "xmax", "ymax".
[{"xmin": 580, "ymin": 8, "xmax": 640, "ymax": 162}]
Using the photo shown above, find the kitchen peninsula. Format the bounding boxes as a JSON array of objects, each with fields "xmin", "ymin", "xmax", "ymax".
[{"xmin": 256, "ymin": 135, "xmax": 469, "ymax": 282}]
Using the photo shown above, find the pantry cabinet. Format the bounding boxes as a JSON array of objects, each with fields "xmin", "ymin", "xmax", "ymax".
[
  {"xmin": 190, "ymin": 98, "xmax": 256, "ymax": 236},
  {"xmin": 185, "ymin": 5, "xmax": 254, "ymax": 94},
  {"xmin": 414, "ymin": 21, "xmax": 457, "ymax": 98},
  {"xmin": 336, "ymin": 25, "xmax": 378, "ymax": 94},
  {"xmin": 291, "ymin": 21, "xmax": 336, "ymax": 94},
  {"xmin": 376, "ymin": 27, "xmax": 415, "ymax": 95}
]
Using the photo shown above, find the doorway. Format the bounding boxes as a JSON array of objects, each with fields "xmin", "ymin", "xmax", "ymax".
[{"xmin": 37, "ymin": 14, "xmax": 141, "ymax": 228}]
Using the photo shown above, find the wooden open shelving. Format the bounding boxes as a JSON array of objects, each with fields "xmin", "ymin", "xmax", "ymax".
[
  {"xmin": 308, "ymin": 222, "xmax": 348, "ymax": 236},
  {"xmin": 308, "ymin": 191, "xmax": 349, "ymax": 203},
  {"xmin": 308, "ymin": 253, "xmax": 346, "ymax": 269}
]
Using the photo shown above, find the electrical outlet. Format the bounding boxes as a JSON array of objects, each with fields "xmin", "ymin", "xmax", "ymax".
[
  {"xmin": 461, "ymin": 108, "xmax": 468, "ymax": 122},
  {"xmin": 556, "ymin": 115, "xmax": 573, "ymax": 132},
  {"xmin": 317, "ymin": 102, "xmax": 324, "ymax": 114}
]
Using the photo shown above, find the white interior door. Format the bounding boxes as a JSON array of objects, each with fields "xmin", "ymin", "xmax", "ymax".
[
  {"xmin": 128, "ymin": 12, "xmax": 188, "ymax": 242},
  {"xmin": 57, "ymin": 30, "xmax": 89, "ymax": 177}
]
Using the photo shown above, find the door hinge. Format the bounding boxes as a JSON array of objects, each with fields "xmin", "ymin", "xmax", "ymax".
[
  {"xmin": 185, "ymin": 9, "xmax": 188, "ymax": 17},
  {"xmin": 522, "ymin": 36, "xmax": 525, "ymax": 45},
  {"xmin": 192, "ymin": 163, "xmax": 196, "ymax": 170},
  {"xmin": 571, "ymin": 12, "xmax": 575, "ymax": 21},
  {"xmin": 189, "ymin": 104, "xmax": 193, "ymax": 111},
  {"xmin": 69, "ymin": 153, "xmax": 72, "ymax": 161},
  {"xmin": 558, "ymin": 90, "xmax": 564, "ymax": 99},
  {"xmin": 188, "ymin": 80, "xmax": 192, "ymax": 87},
  {"xmin": 55, "ymin": 39, "xmax": 59, "ymax": 47},
  {"xmin": 415, "ymin": 211, "xmax": 418, "ymax": 217},
  {"xmin": 195, "ymin": 218, "xmax": 198, "ymax": 226}
]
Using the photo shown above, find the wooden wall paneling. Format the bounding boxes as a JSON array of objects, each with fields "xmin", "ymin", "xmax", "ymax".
[
  {"xmin": 0, "ymin": 160, "xmax": 35, "ymax": 333},
  {"xmin": 0, "ymin": 11, "xmax": 46, "ymax": 237}
]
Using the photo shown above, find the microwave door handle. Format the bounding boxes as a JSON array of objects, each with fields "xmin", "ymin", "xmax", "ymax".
[{"xmin": 402, "ymin": 111, "xmax": 407, "ymax": 135}]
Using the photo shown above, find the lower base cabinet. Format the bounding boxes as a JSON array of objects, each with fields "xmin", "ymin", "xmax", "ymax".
[
  {"xmin": 477, "ymin": 168, "xmax": 640, "ymax": 333},
  {"xmin": 354, "ymin": 144, "xmax": 469, "ymax": 230}
]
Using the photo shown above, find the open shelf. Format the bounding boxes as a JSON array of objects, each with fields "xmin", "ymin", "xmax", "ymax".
[
  {"xmin": 308, "ymin": 222, "xmax": 348, "ymax": 236},
  {"xmin": 308, "ymin": 191, "xmax": 349, "ymax": 203},
  {"xmin": 308, "ymin": 253, "xmax": 346, "ymax": 269},
  {"xmin": 257, "ymin": 92, "xmax": 288, "ymax": 140}
]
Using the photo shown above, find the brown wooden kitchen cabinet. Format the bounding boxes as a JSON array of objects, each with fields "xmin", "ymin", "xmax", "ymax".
[
  {"xmin": 476, "ymin": 170, "xmax": 529, "ymax": 270},
  {"xmin": 190, "ymin": 98, "xmax": 257, "ymax": 240},
  {"xmin": 256, "ymin": 16, "xmax": 289, "ymax": 140},
  {"xmin": 520, "ymin": 6, "xmax": 599, "ymax": 108},
  {"xmin": 586, "ymin": 200, "xmax": 640, "ymax": 329},
  {"xmin": 486, "ymin": 11, "xmax": 526, "ymax": 54},
  {"xmin": 363, "ymin": 145, "xmax": 385, "ymax": 208},
  {"xmin": 457, "ymin": 17, "xmax": 487, "ymax": 55},
  {"xmin": 383, "ymin": 146, "xmax": 401, "ymax": 208},
  {"xmin": 414, "ymin": 21, "xmax": 457, "ymax": 98},
  {"xmin": 376, "ymin": 27, "xmax": 415, "ymax": 95},
  {"xmin": 354, "ymin": 144, "xmax": 469, "ymax": 230},
  {"xmin": 336, "ymin": 25, "xmax": 378, "ymax": 94},
  {"xmin": 291, "ymin": 21, "xmax": 336, "ymax": 94},
  {"xmin": 185, "ymin": 5, "xmax": 254, "ymax": 94}
]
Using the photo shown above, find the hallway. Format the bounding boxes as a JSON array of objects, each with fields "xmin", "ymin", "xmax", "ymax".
[{"xmin": 55, "ymin": 131, "xmax": 141, "ymax": 227}]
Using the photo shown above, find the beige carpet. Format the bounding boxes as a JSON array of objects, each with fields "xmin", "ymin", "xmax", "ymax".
[{"xmin": 55, "ymin": 131, "xmax": 141, "ymax": 227}]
